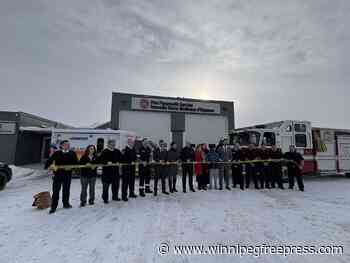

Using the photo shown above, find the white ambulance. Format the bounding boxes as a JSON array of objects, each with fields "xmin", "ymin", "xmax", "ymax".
[
  {"xmin": 230, "ymin": 120, "xmax": 350, "ymax": 176},
  {"xmin": 50, "ymin": 129, "xmax": 137, "ymax": 159}
]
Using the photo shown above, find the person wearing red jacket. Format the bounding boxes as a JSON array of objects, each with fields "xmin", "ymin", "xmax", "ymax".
[{"xmin": 195, "ymin": 144, "xmax": 206, "ymax": 190}]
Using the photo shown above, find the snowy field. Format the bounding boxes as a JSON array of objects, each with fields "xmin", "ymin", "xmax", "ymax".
[{"xmin": 0, "ymin": 167, "xmax": 349, "ymax": 263}]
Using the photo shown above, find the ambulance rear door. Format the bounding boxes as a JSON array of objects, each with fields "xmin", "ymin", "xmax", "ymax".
[
  {"xmin": 312, "ymin": 129, "xmax": 337, "ymax": 173},
  {"xmin": 337, "ymin": 135, "xmax": 350, "ymax": 174}
]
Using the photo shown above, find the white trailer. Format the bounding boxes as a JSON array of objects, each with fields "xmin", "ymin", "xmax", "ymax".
[
  {"xmin": 50, "ymin": 129, "xmax": 137, "ymax": 159},
  {"xmin": 230, "ymin": 120, "xmax": 350, "ymax": 176}
]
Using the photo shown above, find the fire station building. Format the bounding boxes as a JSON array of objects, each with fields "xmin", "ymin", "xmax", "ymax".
[{"xmin": 110, "ymin": 92, "xmax": 235, "ymax": 147}]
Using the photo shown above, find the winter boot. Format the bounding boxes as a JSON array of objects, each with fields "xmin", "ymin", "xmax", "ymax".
[
  {"xmin": 145, "ymin": 185, "xmax": 153, "ymax": 194},
  {"xmin": 139, "ymin": 188, "xmax": 146, "ymax": 197}
]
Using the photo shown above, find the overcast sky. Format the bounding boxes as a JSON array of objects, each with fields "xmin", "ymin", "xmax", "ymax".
[{"xmin": 1, "ymin": 0, "xmax": 349, "ymax": 128}]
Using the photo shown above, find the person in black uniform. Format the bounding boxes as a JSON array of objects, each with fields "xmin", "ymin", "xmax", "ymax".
[
  {"xmin": 202, "ymin": 144, "xmax": 210, "ymax": 189},
  {"xmin": 45, "ymin": 140, "xmax": 78, "ymax": 214},
  {"xmin": 245, "ymin": 144, "xmax": 260, "ymax": 189},
  {"xmin": 259, "ymin": 145, "xmax": 271, "ymax": 189},
  {"xmin": 167, "ymin": 142, "xmax": 180, "ymax": 192},
  {"xmin": 138, "ymin": 139, "xmax": 153, "ymax": 197},
  {"xmin": 283, "ymin": 145, "xmax": 305, "ymax": 191},
  {"xmin": 122, "ymin": 140, "xmax": 138, "ymax": 199},
  {"xmin": 180, "ymin": 142, "xmax": 196, "ymax": 193},
  {"xmin": 153, "ymin": 140, "xmax": 170, "ymax": 195},
  {"xmin": 99, "ymin": 139, "xmax": 123, "ymax": 203},
  {"xmin": 270, "ymin": 145, "xmax": 284, "ymax": 189},
  {"xmin": 231, "ymin": 143, "xmax": 244, "ymax": 190},
  {"xmin": 79, "ymin": 145, "xmax": 98, "ymax": 206}
]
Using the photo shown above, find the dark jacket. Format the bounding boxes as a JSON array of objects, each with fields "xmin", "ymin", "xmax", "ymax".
[
  {"xmin": 258, "ymin": 148, "xmax": 271, "ymax": 166},
  {"xmin": 79, "ymin": 155, "xmax": 97, "ymax": 178},
  {"xmin": 242, "ymin": 148, "xmax": 258, "ymax": 167},
  {"xmin": 167, "ymin": 148, "xmax": 179, "ymax": 162},
  {"xmin": 270, "ymin": 149, "xmax": 283, "ymax": 160},
  {"xmin": 259, "ymin": 149, "xmax": 271, "ymax": 160},
  {"xmin": 245, "ymin": 148, "xmax": 258, "ymax": 161},
  {"xmin": 45, "ymin": 150, "xmax": 78, "ymax": 177},
  {"xmin": 180, "ymin": 146, "xmax": 195, "ymax": 163},
  {"xmin": 99, "ymin": 148, "xmax": 123, "ymax": 182},
  {"xmin": 123, "ymin": 146, "xmax": 137, "ymax": 164},
  {"xmin": 153, "ymin": 147, "xmax": 167, "ymax": 174},
  {"xmin": 122, "ymin": 146, "xmax": 137, "ymax": 175},
  {"xmin": 139, "ymin": 146, "xmax": 152, "ymax": 163},
  {"xmin": 232, "ymin": 149, "xmax": 244, "ymax": 164},
  {"xmin": 159, "ymin": 149, "xmax": 168, "ymax": 162},
  {"xmin": 283, "ymin": 151, "xmax": 304, "ymax": 169},
  {"xmin": 270, "ymin": 149, "xmax": 283, "ymax": 167},
  {"xmin": 153, "ymin": 147, "xmax": 161, "ymax": 162}
]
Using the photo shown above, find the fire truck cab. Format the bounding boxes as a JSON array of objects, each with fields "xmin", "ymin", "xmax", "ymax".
[{"xmin": 230, "ymin": 120, "xmax": 312, "ymax": 152}]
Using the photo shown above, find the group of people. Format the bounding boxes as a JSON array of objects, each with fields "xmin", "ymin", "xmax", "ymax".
[
  {"xmin": 45, "ymin": 138, "xmax": 305, "ymax": 214},
  {"xmin": 193, "ymin": 142, "xmax": 304, "ymax": 192}
]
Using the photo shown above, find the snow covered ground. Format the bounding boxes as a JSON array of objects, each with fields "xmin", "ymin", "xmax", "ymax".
[{"xmin": 0, "ymin": 167, "xmax": 349, "ymax": 263}]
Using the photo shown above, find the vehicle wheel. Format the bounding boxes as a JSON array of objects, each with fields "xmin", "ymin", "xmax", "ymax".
[
  {"xmin": 345, "ymin": 173, "xmax": 350, "ymax": 178},
  {"xmin": 0, "ymin": 171, "xmax": 7, "ymax": 191}
]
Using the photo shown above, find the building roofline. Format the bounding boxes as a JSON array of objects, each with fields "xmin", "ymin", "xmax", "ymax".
[
  {"xmin": 90, "ymin": 121, "xmax": 111, "ymax": 129},
  {"xmin": 18, "ymin": 111, "xmax": 73, "ymax": 127},
  {"xmin": 112, "ymin": 92, "xmax": 234, "ymax": 104},
  {"xmin": 0, "ymin": 111, "xmax": 74, "ymax": 128}
]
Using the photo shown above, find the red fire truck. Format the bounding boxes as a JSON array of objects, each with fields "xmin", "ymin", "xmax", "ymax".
[{"xmin": 230, "ymin": 120, "xmax": 350, "ymax": 176}]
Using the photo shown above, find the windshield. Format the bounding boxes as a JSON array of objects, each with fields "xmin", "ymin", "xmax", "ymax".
[{"xmin": 230, "ymin": 131, "xmax": 261, "ymax": 146}]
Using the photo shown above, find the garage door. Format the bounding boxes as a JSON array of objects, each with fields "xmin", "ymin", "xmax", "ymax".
[
  {"xmin": 119, "ymin": 111, "xmax": 171, "ymax": 144},
  {"xmin": 185, "ymin": 114, "xmax": 228, "ymax": 145}
]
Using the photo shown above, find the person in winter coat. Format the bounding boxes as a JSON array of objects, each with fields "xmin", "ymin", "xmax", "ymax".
[
  {"xmin": 99, "ymin": 140, "xmax": 123, "ymax": 203},
  {"xmin": 122, "ymin": 140, "xmax": 138, "ymax": 200},
  {"xmin": 195, "ymin": 144, "xmax": 206, "ymax": 190},
  {"xmin": 79, "ymin": 145, "xmax": 98, "ymax": 206},
  {"xmin": 231, "ymin": 143, "xmax": 244, "ymax": 190},
  {"xmin": 217, "ymin": 139, "xmax": 232, "ymax": 190},
  {"xmin": 216, "ymin": 143, "xmax": 224, "ymax": 190},
  {"xmin": 180, "ymin": 142, "xmax": 196, "ymax": 193},
  {"xmin": 283, "ymin": 145, "xmax": 305, "ymax": 191},
  {"xmin": 270, "ymin": 145, "xmax": 284, "ymax": 189},
  {"xmin": 45, "ymin": 140, "xmax": 78, "ymax": 214},
  {"xmin": 255, "ymin": 145, "xmax": 268, "ymax": 189},
  {"xmin": 167, "ymin": 142, "xmax": 179, "ymax": 193},
  {"xmin": 206, "ymin": 144, "xmax": 220, "ymax": 190},
  {"xmin": 202, "ymin": 144, "xmax": 210, "ymax": 188},
  {"xmin": 138, "ymin": 139, "xmax": 153, "ymax": 197},
  {"xmin": 245, "ymin": 144, "xmax": 260, "ymax": 189},
  {"xmin": 153, "ymin": 140, "xmax": 170, "ymax": 196}
]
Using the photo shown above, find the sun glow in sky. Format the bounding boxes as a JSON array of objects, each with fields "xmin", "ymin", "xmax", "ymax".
[{"xmin": 196, "ymin": 89, "xmax": 211, "ymax": 100}]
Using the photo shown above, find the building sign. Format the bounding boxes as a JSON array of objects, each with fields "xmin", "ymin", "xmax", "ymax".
[
  {"xmin": 131, "ymin": 97, "xmax": 221, "ymax": 114},
  {"xmin": 0, "ymin": 122, "xmax": 16, "ymax": 135}
]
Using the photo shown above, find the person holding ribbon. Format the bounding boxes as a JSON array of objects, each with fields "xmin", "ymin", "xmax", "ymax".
[
  {"xmin": 79, "ymin": 145, "xmax": 98, "ymax": 206},
  {"xmin": 99, "ymin": 140, "xmax": 123, "ymax": 203},
  {"xmin": 45, "ymin": 140, "xmax": 78, "ymax": 214}
]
